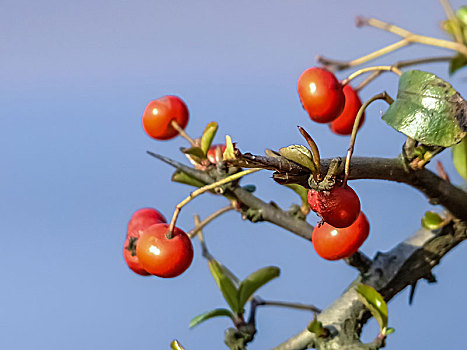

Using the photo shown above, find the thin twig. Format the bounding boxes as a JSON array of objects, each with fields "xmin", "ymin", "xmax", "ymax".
[
  {"xmin": 341, "ymin": 65, "xmax": 401, "ymax": 86},
  {"xmin": 171, "ymin": 120, "xmax": 198, "ymax": 147},
  {"xmin": 167, "ymin": 168, "xmax": 261, "ymax": 237},
  {"xmin": 188, "ymin": 205, "xmax": 235, "ymax": 239},
  {"xmin": 254, "ymin": 297, "xmax": 322, "ymax": 314}
]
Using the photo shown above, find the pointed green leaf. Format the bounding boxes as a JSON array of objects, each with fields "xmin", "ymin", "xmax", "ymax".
[
  {"xmin": 384, "ymin": 327, "xmax": 395, "ymax": 336},
  {"xmin": 200, "ymin": 122, "xmax": 218, "ymax": 155},
  {"xmin": 449, "ymin": 54, "xmax": 467, "ymax": 75},
  {"xmin": 189, "ymin": 308, "xmax": 234, "ymax": 328},
  {"xmin": 307, "ymin": 315, "xmax": 329, "ymax": 338},
  {"xmin": 170, "ymin": 340, "xmax": 186, "ymax": 350},
  {"xmin": 181, "ymin": 146, "xmax": 206, "ymax": 159},
  {"xmin": 285, "ymin": 184, "xmax": 309, "ymax": 206},
  {"xmin": 457, "ymin": 6, "xmax": 467, "ymax": 26},
  {"xmin": 356, "ymin": 284, "xmax": 388, "ymax": 332},
  {"xmin": 453, "ymin": 136, "xmax": 467, "ymax": 180},
  {"xmin": 382, "ymin": 70, "xmax": 467, "ymax": 147},
  {"xmin": 223, "ymin": 135, "xmax": 236, "ymax": 161},
  {"xmin": 421, "ymin": 211, "xmax": 445, "ymax": 230},
  {"xmin": 172, "ymin": 170, "xmax": 206, "ymax": 188},
  {"xmin": 279, "ymin": 145, "xmax": 317, "ymax": 172},
  {"xmin": 208, "ymin": 259, "xmax": 240, "ymax": 314},
  {"xmin": 237, "ymin": 266, "xmax": 280, "ymax": 310}
]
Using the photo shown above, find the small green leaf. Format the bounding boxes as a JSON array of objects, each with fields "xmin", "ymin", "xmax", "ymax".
[
  {"xmin": 457, "ymin": 6, "xmax": 467, "ymax": 26},
  {"xmin": 181, "ymin": 146, "xmax": 206, "ymax": 159},
  {"xmin": 356, "ymin": 284, "xmax": 388, "ymax": 332},
  {"xmin": 172, "ymin": 170, "xmax": 206, "ymax": 188},
  {"xmin": 208, "ymin": 259, "xmax": 240, "ymax": 314},
  {"xmin": 285, "ymin": 184, "xmax": 309, "ymax": 205},
  {"xmin": 189, "ymin": 308, "xmax": 234, "ymax": 328},
  {"xmin": 382, "ymin": 70, "xmax": 467, "ymax": 147},
  {"xmin": 279, "ymin": 145, "xmax": 317, "ymax": 172},
  {"xmin": 242, "ymin": 184, "xmax": 256, "ymax": 193},
  {"xmin": 449, "ymin": 54, "xmax": 467, "ymax": 75},
  {"xmin": 307, "ymin": 315, "xmax": 329, "ymax": 338},
  {"xmin": 384, "ymin": 327, "xmax": 395, "ymax": 336},
  {"xmin": 453, "ymin": 136, "xmax": 467, "ymax": 180},
  {"xmin": 200, "ymin": 122, "xmax": 218, "ymax": 155},
  {"xmin": 421, "ymin": 211, "xmax": 445, "ymax": 230},
  {"xmin": 223, "ymin": 135, "xmax": 236, "ymax": 161},
  {"xmin": 170, "ymin": 340, "xmax": 186, "ymax": 350},
  {"xmin": 237, "ymin": 266, "xmax": 280, "ymax": 310}
]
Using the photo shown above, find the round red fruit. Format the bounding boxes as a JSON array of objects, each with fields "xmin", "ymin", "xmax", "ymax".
[
  {"xmin": 297, "ymin": 67, "xmax": 345, "ymax": 123},
  {"xmin": 312, "ymin": 212, "xmax": 370, "ymax": 260},
  {"xmin": 142, "ymin": 95, "xmax": 189, "ymax": 140},
  {"xmin": 207, "ymin": 144, "xmax": 226, "ymax": 164},
  {"xmin": 329, "ymin": 85, "xmax": 365, "ymax": 135},
  {"xmin": 308, "ymin": 185, "xmax": 361, "ymax": 228},
  {"xmin": 127, "ymin": 208, "xmax": 166, "ymax": 236},
  {"xmin": 123, "ymin": 235, "xmax": 150, "ymax": 276},
  {"xmin": 136, "ymin": 223, "xmax": 193, "ymax": 278}
]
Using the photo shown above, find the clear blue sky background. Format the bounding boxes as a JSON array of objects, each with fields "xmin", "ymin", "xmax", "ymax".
[{"xmin": 1, "ymin": 1, "xmax": 466, "ymax": 349}]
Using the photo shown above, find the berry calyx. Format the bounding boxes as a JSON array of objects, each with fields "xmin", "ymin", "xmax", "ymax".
[
  {"xmin": 207, "ymin": 144, "xmax": 226, "ymax": 164},
  {"xmin": 142, "ymin": 96, "xmax": 189, "ymax": 140},
  {"xmin": 136, "ymin": 223, "xmax": 193, "ymax": 278},
  {"xmin": 308, "ymin": 184, "xmax": 361, "ymax": 228},
  {"xmin": 312, "ymin": 212, "xmax": 370, "ymax": 261},
  {"xmin": 124, "ymin": 208, "xmax": 167, "ymax": 276},
  {"xmin": 329, "ymin": 85, "xmax": 365, "ymax": 135},
  {"xmin": 297, "ymin": 67, "xmax": 345, "ymax": 123}
]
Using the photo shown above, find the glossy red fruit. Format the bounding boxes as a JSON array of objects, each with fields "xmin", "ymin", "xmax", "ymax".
[
  {"xmin": 142, "ymin": 96, "xmax": 189, "ymax": 140},
  {"xmin": 127, "ymin": 208, "xmax": 167, "ymax": 235},
  {"xmin": 123, "ymin": 235, "xmax": 150, "ymax": 276},
  {"xmin": 124, "ymin": 208, "xmax": 166, "ymax": 276},
  {"xmin": 136, "ymin": 223, "xmax": 193, "ymax": 278},
  {"xmin": 329, "ymin": 85, "xmax": 365, "ymax": 135},
  {"xmin": 207, "ymin": 144, "xmax": 226, "ymax": 164},
  {"xmin": 312, "ymin": 212, "xmax": 370, "ymax": 260},
  {"xmin": 308, "ymin": 185, "xmax": 361, "ymax": 228},
  {"xmin": 297, "ymin": 67, "xmax": 345, "ymax": 123}
]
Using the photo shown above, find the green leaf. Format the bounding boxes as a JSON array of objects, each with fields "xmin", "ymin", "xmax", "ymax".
[
  {"xmin": 189, "ymin": 308, "xmax": 234, "ymax": 328},
  {"xmin": 356, "ymin": 284, "xmax": 388, "ymax": 332},
  {"xmin": 453, "ymin": 136, "xmax": 467, "ymax": 180},
  {"xmin": 449, "ymin": 54, "xmax": 467, "ymax": 75},
  {"xmin": 170, "ymin": 340, "xmax": 186, "ymax": 350},
  {"xmin": 457, "ymin": 6, "xmax": 467, "ymax": 26},
  {"xmin": 279, "ymin": 145, "xmax": 317, "ymax": 172},
  {"xmin": 237, "ymin": 266, "xmax": 280, "ymax": 310},
  {"xmin": 208, "ymin": 259, "xmax": 240, "ymax": 314},
  {"xmin": 223, "ymin": 135, "xmax": 236, "ymax": 161},
  {"xmin": 384, "ymin": 327, "xmax": 395, "ymax": 336},
  {"xmin": 285, "ymin": 184, "xmax": 309, "ymax": 205},
  {"xmin": 421, "ymin": 211, "xmax": 445, "ymax": 230},
  {"xmin": 382, "ymin": 70, "xmax": 467, "ymax": 147},
  {"xmin": 307, "ymin": 315, "xmax": 329, "ymax": 338},
  {"xmin": 181, "ymin": 146, "xmax": 206, "ymax": 159},
  {"xmin": 200, "ymin": 122, "xmax": 218, "ymax": 155},
  {"xmin": 172, "ymin": 170, "xmax": 206, "ymax": 188},
  {"xmin": 242, "ymin": 184, "xmax": 256, "ymax": 193}
]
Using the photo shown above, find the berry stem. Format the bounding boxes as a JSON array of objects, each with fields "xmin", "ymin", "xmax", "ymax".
[
  {"xmin": 298, "ymin": 126, "xmax": 321, "ymax": 179},
  {"xmin": 439, "ymin": 0, "xmax": 464, "ymax": 44},
  {"xmin": 187, "ymin": 204, "xmax": 235, "ymax": 239},
  {"xmin": 354, "ymin": 56, "xmax": 452, "ymax": 91},
  {"xmin": 318, "ymin": 17, "xmax": 467, "ymax": 70},
  {"xmin": 341, "ymin": 66, "xmax": 401, "ymax": 86},
  {"xmin": 343, "ymin": 92, "xmax": 394, "ymax": 186},
  {"xmin": 166, "ymin": 168, "xmax": 261, "ymax": 238},
  {"xmin": 170, "ymin": 120, "xmax": 198, "ymax": 147}
]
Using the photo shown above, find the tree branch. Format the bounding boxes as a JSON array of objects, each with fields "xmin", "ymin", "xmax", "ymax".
[{"xmin": 273, "ymin": 220, "xmax": 467, "ymax": 350}]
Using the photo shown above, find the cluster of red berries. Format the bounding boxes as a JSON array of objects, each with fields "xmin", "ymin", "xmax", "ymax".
[
  {"xmin": 297, "ymin": 67, "xmax": 364, "ymax": 135},
  {"xmin": 298, "ymin": 67, "xmax": 369, "ymax": 260},
  {"xmin": 123, "ymin": 208, "xmax": 193, "ymax": 277}
]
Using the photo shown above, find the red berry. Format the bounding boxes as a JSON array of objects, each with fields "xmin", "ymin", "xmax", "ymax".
[
  {"xmin": 308, "ymin": 185, "xmax": 361, "ymax": 228},
  {"xmin": 329, "ymin": 85, "xmax": 365, "ymax": 135},
  {"xmin": 136, "ymin": 223, "xmax": 193, "ymax": 278},
  {"xmin": 297, "ymin": 67, "xmax": 345, "ymax": 123},
  {"xmin": 312, "ymin": 212, "xmax": 370, "ymax": 260},
  {"xmin": 142, "ymin": 96, "xmax": 189, "ymax": 140},
  {"xmin": 124, "ymin": 208, "xmax": 167, "ymax": 276},
  {"xmin": 123, "ymin": 235, "xmax": 150, "ymax": 276},
  {"xmin": 207, "ymin": 144, "xmax": 226, "ymax": 164}
]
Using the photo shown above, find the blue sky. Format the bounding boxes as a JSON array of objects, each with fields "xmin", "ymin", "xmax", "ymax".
[{"xmin": 1, "ymin": 1, "xmax": 466, "ymax": 349}]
